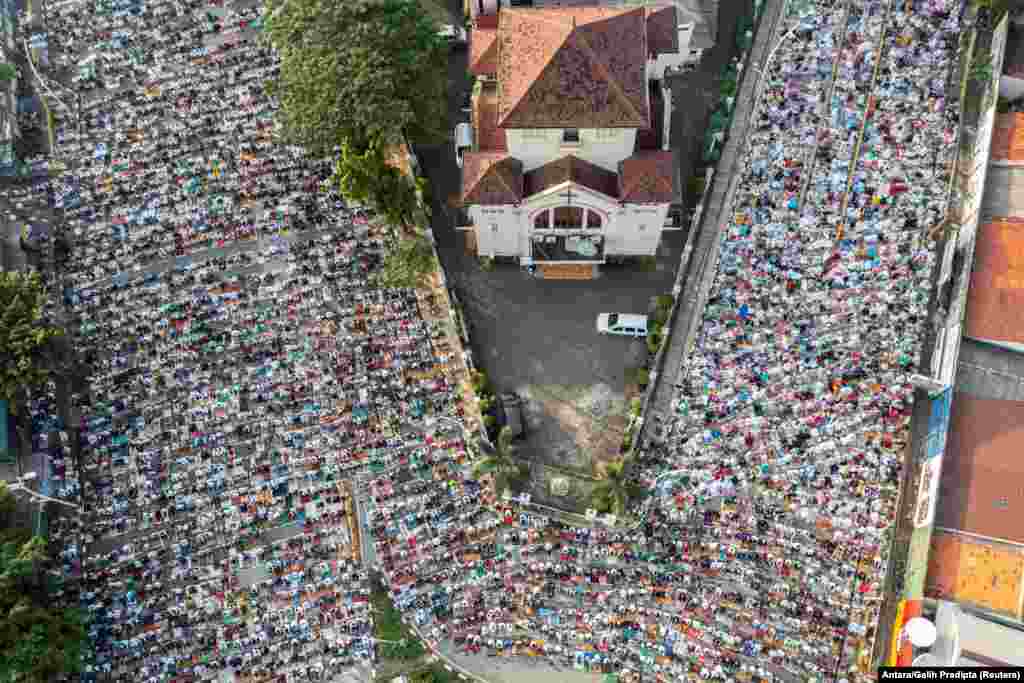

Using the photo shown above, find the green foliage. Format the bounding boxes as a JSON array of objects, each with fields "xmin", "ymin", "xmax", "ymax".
[
  {"xmin": 0, "ymin": 63, "xmax": 16, "ymax": 82},
  {"xmin": 630, "ymin": 397, "xmax": 643, "ymax": 418},
  {"xmin": 334, "ymin": 137, "xmax": 421, "ymax": 229},
  {"xmin": 473, "ymin": 426, "xmax": 525, "ymax": 494},
  {"xmin": 0, "ymin": 485, "xmax": 87, "ymax": 681},
  {"xmin": 0, "ymin": 271, "xmax": 62, "ymax": 406},
  {"xmin": 970, "ymin": 58, "xmax": 993, "ymax": 86},
  {"xmin": 371, "ymin": 587, "xmax": 424, "ymax": 660},
  {"xmin": 470, "ymin": 370, "xmax": 490, "ymax": 395},
  {"xmin": 262, "ymin": 0, "xmax": 448, "ymax": 155},
  {"xmin": 636, "ymin": 368, "xmax": 650, "ymax": 387},
  {"xmin": 590, "ymin": 461, "xmax": 641, "ymax": 516},
  {"xmin": 479, "ymin": 256, "xmax": 495, "ymax": 271},
  {"xmin": 637, "ymin": 255, "xmax": 657, "ymax": 272},
  {"xmin": 646, "ymin": 330, "xmax": 663, "ymax": 355},
  {"xmin": 376, "ymin": 235, "xmax": 438, "ymax": 289}
]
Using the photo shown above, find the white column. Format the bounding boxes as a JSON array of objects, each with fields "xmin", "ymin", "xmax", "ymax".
[{"xmin": 662, "ymin": 83, "xmax": 672, "ymax": 151}]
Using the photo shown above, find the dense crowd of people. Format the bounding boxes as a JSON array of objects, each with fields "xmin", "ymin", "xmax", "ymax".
[
  {"xmin": 11, "ymin": 0, "xmax": 963, "ymax": 680},
  {"xmin": 18, "ymin": 0, "xmax": 474, "ymax": 681}
]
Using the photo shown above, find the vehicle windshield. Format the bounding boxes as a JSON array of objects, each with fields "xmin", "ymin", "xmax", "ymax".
[{"xmin": 607, "ymin": 313, "xmax": 618, "ymax": 326}]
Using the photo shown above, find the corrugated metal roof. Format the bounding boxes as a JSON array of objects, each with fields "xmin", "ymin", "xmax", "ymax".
[
  {"xmin": 965, "ymin": 218, "xmax": 1024, "ymax": 345},
  {"xmin": 935, "ymin": 393, "xmax": 1024, "ymax": 544}
]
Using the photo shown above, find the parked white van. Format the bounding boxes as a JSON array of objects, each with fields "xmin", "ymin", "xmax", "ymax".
[
  {"xmin": 454, "ymin": 123, "xmax": 473, "ymax": 168},
  {"xmin": 596, "ymin": 313, "xmax": 648, "ymax": 337}
]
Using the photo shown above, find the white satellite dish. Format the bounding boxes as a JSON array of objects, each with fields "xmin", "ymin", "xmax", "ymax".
[
  {"xmin": 913, "ymin": 654, "xmax": 943, "ymax": 666},
  {"xmin": 905, "ymin": 617, "xmax": 938, "ymax": 648}
]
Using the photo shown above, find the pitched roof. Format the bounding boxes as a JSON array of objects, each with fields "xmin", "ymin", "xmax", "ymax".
[
  {"xmin": 645, "ymin": 5, "xmax": 678, "ymax": 56},
  {"xmin": 461, "ymin": 153, "xmax": 523, "ymax": 205},
  {"xmin": 497, "ymin": 7, "xmax": 649, "ymax": 129},
  {"xmin": 523, "ymin": 154, "xmax": 619, "ymax": 199},
  {"xmin": 473, "ymin": 81, "xmax": 506, "ymax": 152},
  {"xmin": 966, "ymin": 218, "xmax": 1024, "ymax": 345},
  {"xmin": 470, "ymin": 26, "xmax": 499, "ymax": 75},
  {"xmin": 936, "ymin": 394, "xmax": 1024, "ymax": 544},
  {"xmin": 618, "ymin": 150, "xmax": 676, "ymax": 203}
]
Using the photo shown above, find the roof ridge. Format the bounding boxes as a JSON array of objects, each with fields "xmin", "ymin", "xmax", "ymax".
[
  {"xmin": 498, "ymin": 11, "xmax": 576, "ymax": 126},
  {"xmin": 570, "ymin": 9, "xmax": 646, "ymax": 126},
  {"xmin": 490, "ymin": 157, "xmax": 520, "ymax": 200}
]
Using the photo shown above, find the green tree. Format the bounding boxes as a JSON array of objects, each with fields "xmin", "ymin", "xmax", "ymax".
[
  {"xmin": 262, "ymin": 0, "xmax": 449, "ymax": 155},
  {"xmin": 333, "ymin": 136, "xmax": 423, "ymax": 230},
  {"xmin": 0, "ymin": 271, "xmax": 62, "ymax": 408},
  {"xmin": 0, "ymin": 63, "xmax": 16, "ymax": 83},
  {"xmin": 590, "ymin": 461, "xmax": 642, "ymax": 517},
  {"xmin": 473, "ymin": 426, "xmax": 526, "ymax": 496},
  {"xmin": 376, "ymin": 234, "xmax": 438, "ymax": 289},
  {"xmin": 0, "ymin": 484, "xmax": 87, "ymax": 682}
]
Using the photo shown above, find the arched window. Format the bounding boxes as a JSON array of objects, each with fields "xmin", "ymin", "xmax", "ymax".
[
  {"xmin": 553, "ymin": 206, "xmax": 583, "ymax": 229},
  {"xmin": 587, "ymin": 211, "xmax": 602, "ymax": 229},
  {"xmin": 534, "ymin": 211, "xmax": 550, "ymax": 229}
]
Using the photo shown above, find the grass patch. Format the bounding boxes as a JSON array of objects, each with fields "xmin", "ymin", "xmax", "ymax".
[{"xmin": 371, "ymin": 586, "xmax": 425, "ymax": 661}]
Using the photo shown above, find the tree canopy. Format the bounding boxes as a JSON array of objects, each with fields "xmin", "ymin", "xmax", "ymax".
[
  {"xmin": 0, "ymin": 271, "xmax": 62, "ymax": 407},
  {"xmin": 376, "ymin": 233, "xmax": 438, "ymax": 290},
  {"xmin": 334, "ymin": 137, "xmax": 423, "ymax": 229},
  {"xmin": 473, "ymin": 426, "xmax": 527, "ymax": 497},
  {"xmin": 262, "ymin": 0, "xmax": 449, "ymax": 155},
  {"xmin": 0, "ymin": 483, "xmax": 88, "ymax": 682},
  {"xmin": 590, "ymin": 461, "xmax": 642, "ymax": 517}
]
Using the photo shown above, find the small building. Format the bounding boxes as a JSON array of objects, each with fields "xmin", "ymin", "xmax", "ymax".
[{"xmin": 461, "ymin": 2, "xmax": 690, "ymax": 278}]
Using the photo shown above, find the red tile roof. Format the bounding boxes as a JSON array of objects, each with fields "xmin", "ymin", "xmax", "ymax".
[
  {"xmin": 966, "ymin": 218, "xmax": 1024, "ymax": 345},
  {"xmin": 473, "ymin": 82, "xmax": 506, "ymax": 152},
  {"xmin": 645, "ymin": 5, "xmax": 678, "ymax": 57},
  {"xmin": 936, "ymin": 394, "xmax": 1024, "ymax": 544},
  {"xmin": 523, "ymin": 154, "xmax": 619, "ymax": 199},
  {"xmin": 618, "ymin": 150, "xmax": 675, "ymax": 203},
  {"xmin": 470, "ymin": 26, "xmax": 499, "ymax": 75},
  {"xmin": 476, "ymin": 13, "xmax": 498, "ymax": 30},
  {"xmin": 497, "ymin": 7, "xmax": 649, "ymax": 129},
  {"xmin": 461, "ymin": 153, "xmax": 523, "ymax": 205},
  {"xmin": 990, "ymin": 113, "xmax": 1024, "ymax": 162}
]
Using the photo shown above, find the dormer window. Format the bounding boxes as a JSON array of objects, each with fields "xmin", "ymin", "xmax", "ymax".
[{"xmin": 562, "ymin": 128, "xmax": 580, "ymax": 144}]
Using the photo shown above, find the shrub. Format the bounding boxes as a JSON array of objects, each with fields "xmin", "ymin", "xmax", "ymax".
[
  {"xmin": 630, "ymin": 397, "xmax": 642, "ymax": 417},
  {"xmin": 636, "ymin": 368, "xmax": 650, "ymax": 387},
  {"xmin": 646, "ymin": 332, "xmax": 662, "ymax": 355}
]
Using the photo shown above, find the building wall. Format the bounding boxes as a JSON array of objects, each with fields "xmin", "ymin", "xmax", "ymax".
[
  {"xmin": 1000, "ymin": 75, "xmax": 1024, "ymax": 102},
  {"xmin": 470, "ymin": 204, "xmax": 521, "ymax": 256},
  {"xmin": 468, "ymin": 186, "xmax": 668, "ymax": 259},
  {"xmin": 505, "ymin": 128, "xmax": 637, "ymax": 172},
  {"xmin": 605, "ymin": 204, "xmax": 669, "ymax": 256}
]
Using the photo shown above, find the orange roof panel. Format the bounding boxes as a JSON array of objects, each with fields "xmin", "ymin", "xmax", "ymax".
[
  {"xmin": 966, "ymin": 218, "xmax": 1024, "ymax": 345},
  {"xmin": 990, "ymin": 113, "xmax": 1024, "ymax": 162},
  {"xmin": 936, "ymin": 393, "xmax": 1024, "ymax": 544},
  {"xmin": 926, "ymin": 531, "xmax": 1024, "ymax": 618}
]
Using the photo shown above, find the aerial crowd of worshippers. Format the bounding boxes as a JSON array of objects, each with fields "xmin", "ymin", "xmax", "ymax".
[{"xmin": 11, "ymin": 0, "xmax": 962, "ymax": 679}]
